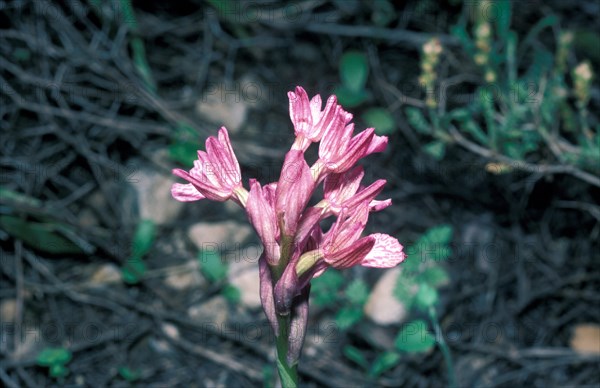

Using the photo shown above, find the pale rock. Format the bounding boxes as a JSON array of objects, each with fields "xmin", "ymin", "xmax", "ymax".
[
  {"xmin": 187, "ymin": 221, "xmax": 258, "ymax": 308},
  {"xmin": 90, "ymin": 264, "xmax": 122, "ymax": 285},
  {"xmin": 195, "ymin": 76, "xmax": 262, "ymax": 133},
  {"xmin": 0, "ymin": 299, "xmax": 16, "ymax": 322},
  {"xmin": 570, "ymin": 324, "xmax": 600, "ymax": 355},
  {"xmin": 164, "ymin": 260, "xmax": 205, "ymax": 290},
  {"xmin": 150, "ymin": 338, "xmax": 174, "ymax": 355},
  {"xmin": 78, "ymin": 208, "xmax": 99, "ymax": 228},
  {"xmin": 228, "ymin": 259, "xmax": 261, "ymax": 308},
  {"xmin": 131, "ymin": 168, "xmax": 183, "ymax": 225},
  {"xmin": 13, "ymin": 326, "xmax": 43, "ymax": 360},
  {"xmin": 188, "ymin": 296, "xmax": 228, "ymax": 327},
  {"xmin": 161, "ymin": 322, "xmax": 180, "ymax": 340},
  {"xmin": 187, "ymin": 221, "xmax": 252, "ymax": 250},
  {"xmin": 364, "ymin": 267, "xmax": 407, "ymax": 325}
]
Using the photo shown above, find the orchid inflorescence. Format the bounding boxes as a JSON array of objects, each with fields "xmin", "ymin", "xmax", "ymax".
[{"xmin": 172, "ymin": 86, "xmax": 405, "ymax": 385}]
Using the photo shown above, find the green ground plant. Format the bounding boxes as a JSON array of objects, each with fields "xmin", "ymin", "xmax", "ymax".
[
  {"xmin": 198, "ymin": 249, "xmax": 241, "ymax": 304},
  {"xmin": 406, "ymin": 1, "xmax": 598, "ymax": 186},
  {"xmin": 327, "ymin": 225, "xmax": 454, "ymax": 384},
  {"xmin": 336, "ymin": 50, "xmax": 397, "ymax": 135},
  {"xmin": 36, "ymin": 347, "xmax": 72, "ymax": 381},
  {"xmin": 121, "ymin": 219, "xmax": 156, "ymax": 284}
]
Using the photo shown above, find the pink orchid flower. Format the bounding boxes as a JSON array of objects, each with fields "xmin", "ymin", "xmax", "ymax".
[
  {"xmin": 314, "ymin": 119, "xmax": 388, "ymax": 178},
  {"xmin": 275, "ymin": 150, "xmax": 316, "ymax": 237},
  {"xmin": 296, "ymin": 204, "xmax": 406, "ymax": 277},
  {"xmin": 247, "ymin": 179, "xmax": 280, "ymax": 265},
  {"xmin": 322, "ymin": 165, "xmax": 392, "ymax": 215},
  {"xmin": 171, "ymin": 127, "xmax": 248, "ymax": 205},
  {"xmin": 288, "ymin": 86, "xmax": 339, "ymax": 151},
  {"xmin": 172, "ymin": 86, "xmax": 407, "ymax": 375}
]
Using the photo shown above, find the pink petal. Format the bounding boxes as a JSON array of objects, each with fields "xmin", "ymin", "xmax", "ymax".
[
  {"xmin": 361, "ymin": 233, "xmax": 406, "ymax": 268},
  {"xmin": 325, "ymin": 236, "xmax": 375, "ymax": 269},
  {"xmin": 343, "ymin": 179, "xmax": 387, "ymax": 210},
  {"xmin": 171, "ymin": 183, "xmax": 206, "ymax": 202},
  {"xmin": 370, "ymin": 199, "xmax": 392, "ymax": 212},
  {"xmin": 247, "ymin": 180, "xmax": 280, "ymax": 265},
  {"xmin": 332, "ymin": 204, "xmax": 369, "ymax": 248},
  {"xmin": 318, "ymin": 108, "xmax": 349, "ymax": 161},
  {"xmin": 365, "ymin": 134, "xmax": 388, "ymax": 155},
  {"xmin": 276, "ymin": 150, "xmax": 316, "ymax": 236},
  {"xmin": 217, "ymin": 127, "xmax": 241, "ymax": 182},
  {"xmin": 205, "ymin": 133, "xmax": 240, "ymax": 188},
  {"xmin": 331, "ymin": 128, "xmax": 374, "ymax": 173},
  {"xmin": 324, "ymin": 166, "xmax": 364, "ymax": 206},
  {"xmin": 309, "ymin": 94, "xmax": 322, "ymax": 126},
  {"xmin": 172, "ymin": 168, "xmax": 227, "ymax": 201},
  {"xmin": 294, "ymin": 207, "xmax": 323, "ymax": 247},
  {"xmin": 259, "ymin": 254, "xmax": 278, "ymax": 333},
  {"xmin": 310, "ymin": 95, "xmax": 338, "ymax": 141},
  {"xmin": 263, "ymin": 182, "xmax": 277, "ymax": 205},
  {"xmin": 288, "ymin": 86, "xmax": 311, "ymax": 137},
  {"xmin": 323, "ymin": 204, "xmax": 369, "ymax": 253}
]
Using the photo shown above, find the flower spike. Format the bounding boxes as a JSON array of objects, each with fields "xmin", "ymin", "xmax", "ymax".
[{"xmin": 171, "ymin": 86, "xmax": 406, "ymax": 387}]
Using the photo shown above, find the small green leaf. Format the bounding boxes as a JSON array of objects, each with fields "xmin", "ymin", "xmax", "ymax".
[
  {"xmin": 447, "ymin": 108, "xmax": 470, "ymax": 122},
  {"xmin": 49, "ymin": 364, "xmax": 69, "ymax": 378},
  {"xmin": 343, "ymin": 345, "xmax": 369, "ymax": 369},
  {"xmin": 334, "ymin": 85, "xmax": 369, "ymax": 108},
  {"xmin": 118, "ymin": 366, "xmax": 140, "ymax": 382},
  {"xmin": 121, "ymin": 258, "xmax": 146, "ymax": 284},
  {"xmin": 36, "ymin": 347, "xmax": 72, "ymax": 366},
  {"xmin": 0, "ymin": 188, "xmax": 42, "ymax": 208},
  {"xmin": 405, "ymin": 107, "xmax": 431, "ymax": 134},
  {"xmin": 369, "ymin": 351, "xmax": 401, "ymax": 377},
  {"xmin": 462, "ymin": 120, "xmax": 488, "ymax": 145},
  {"xmin": 12, "ymin": 47, "xmax": 31, "ymax": 61},
  {"xmin": 339, "ymin": 51, "xmax": 369, "ymax": 93},
  {"xmin": 0, "ymin": 216, "xmax": 84, "ymax": 254},
  {"xmin": 494, "ymin": 0, "xmax": 512, "ymax": 42},
  {"xmin": 393, "ymin": 276, "xmax": 416, "ymax": 308},
  {"xmin": 395, "ymin": 320, "xmax": 436, "ymax": 353},
  {"xmin": 418, "ymin": 266, "xmax": 450, "ymax": 288},
  {"xmin": 416, "ymin": 225, "xmax": 453, "ymax": 262},
  {"xmin": 401, "ymin": 250, "xmax": 422, "ymax": 273},
  {"xmin": 371, "ymin": 0, "xmax": 396, "ymax": 27},
  {"xmin": 521, "ymin": 15, "xmax": 558, "ymax": 51},
  {"xmin": 450, "ymin": 23, "xmax": 475, "ymax": 57},
  {"xmin": 198, "ymin": 250, "xmax": 227, "ymax": 282},
  {"xmin": 169, "ymin": 141, "xmax": 202, "ymax": 165},
  {"xmin": 422, "ymin": 225, "xmax": 453, "ymax": 246},
  {"xmin": 362, "ymin": 108, "xmax": 396, "ymax": 134},
  {"xmin": 345, "ymin": 279, "xmax": 369, "ymax": 306},
  {"xmin": 424, "ymin": 141, "xmax": 446, "ymax": 160},
  {"xmin": 222, "ymin": 285, "xmax": 241, "ymax": 304},
  {"xmin": 132, "ymin": 219, "xmax": 156, "ymax": 258},
  {"xmin": 311, "ymin": 269, "xmax": 344, "ymax": 307},
  {"xmin": 170, "ymin": 123, "xmax": 203, "ymax": 164},
  {"xmin": 130, "ymin": 36, "xmax": 156, "ymax": 93},
  {"xmin": 414, "ymin": 283, "xmax": 439, "ymax": 310},
  {"xmin": 335, "ymin": 306, "xmax": 363, "ymax": 330}
]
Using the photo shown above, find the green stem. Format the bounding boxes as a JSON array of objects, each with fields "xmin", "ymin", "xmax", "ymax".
[
  {"xmin": 578, "ymin": 106, "xmax": 591, "ymax": 139},
  {"xmin": 429, "ymin": 306, "xmax": 457, "ymax": 388},
  {"xmin": 275, "ymin": 315, "xmax": 298, "ymax": 388}
]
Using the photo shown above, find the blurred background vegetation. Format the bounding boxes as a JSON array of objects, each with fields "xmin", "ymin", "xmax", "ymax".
[{"xmin": 1, "ymin": 0, "xmax": 599, "ymax": 387}]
